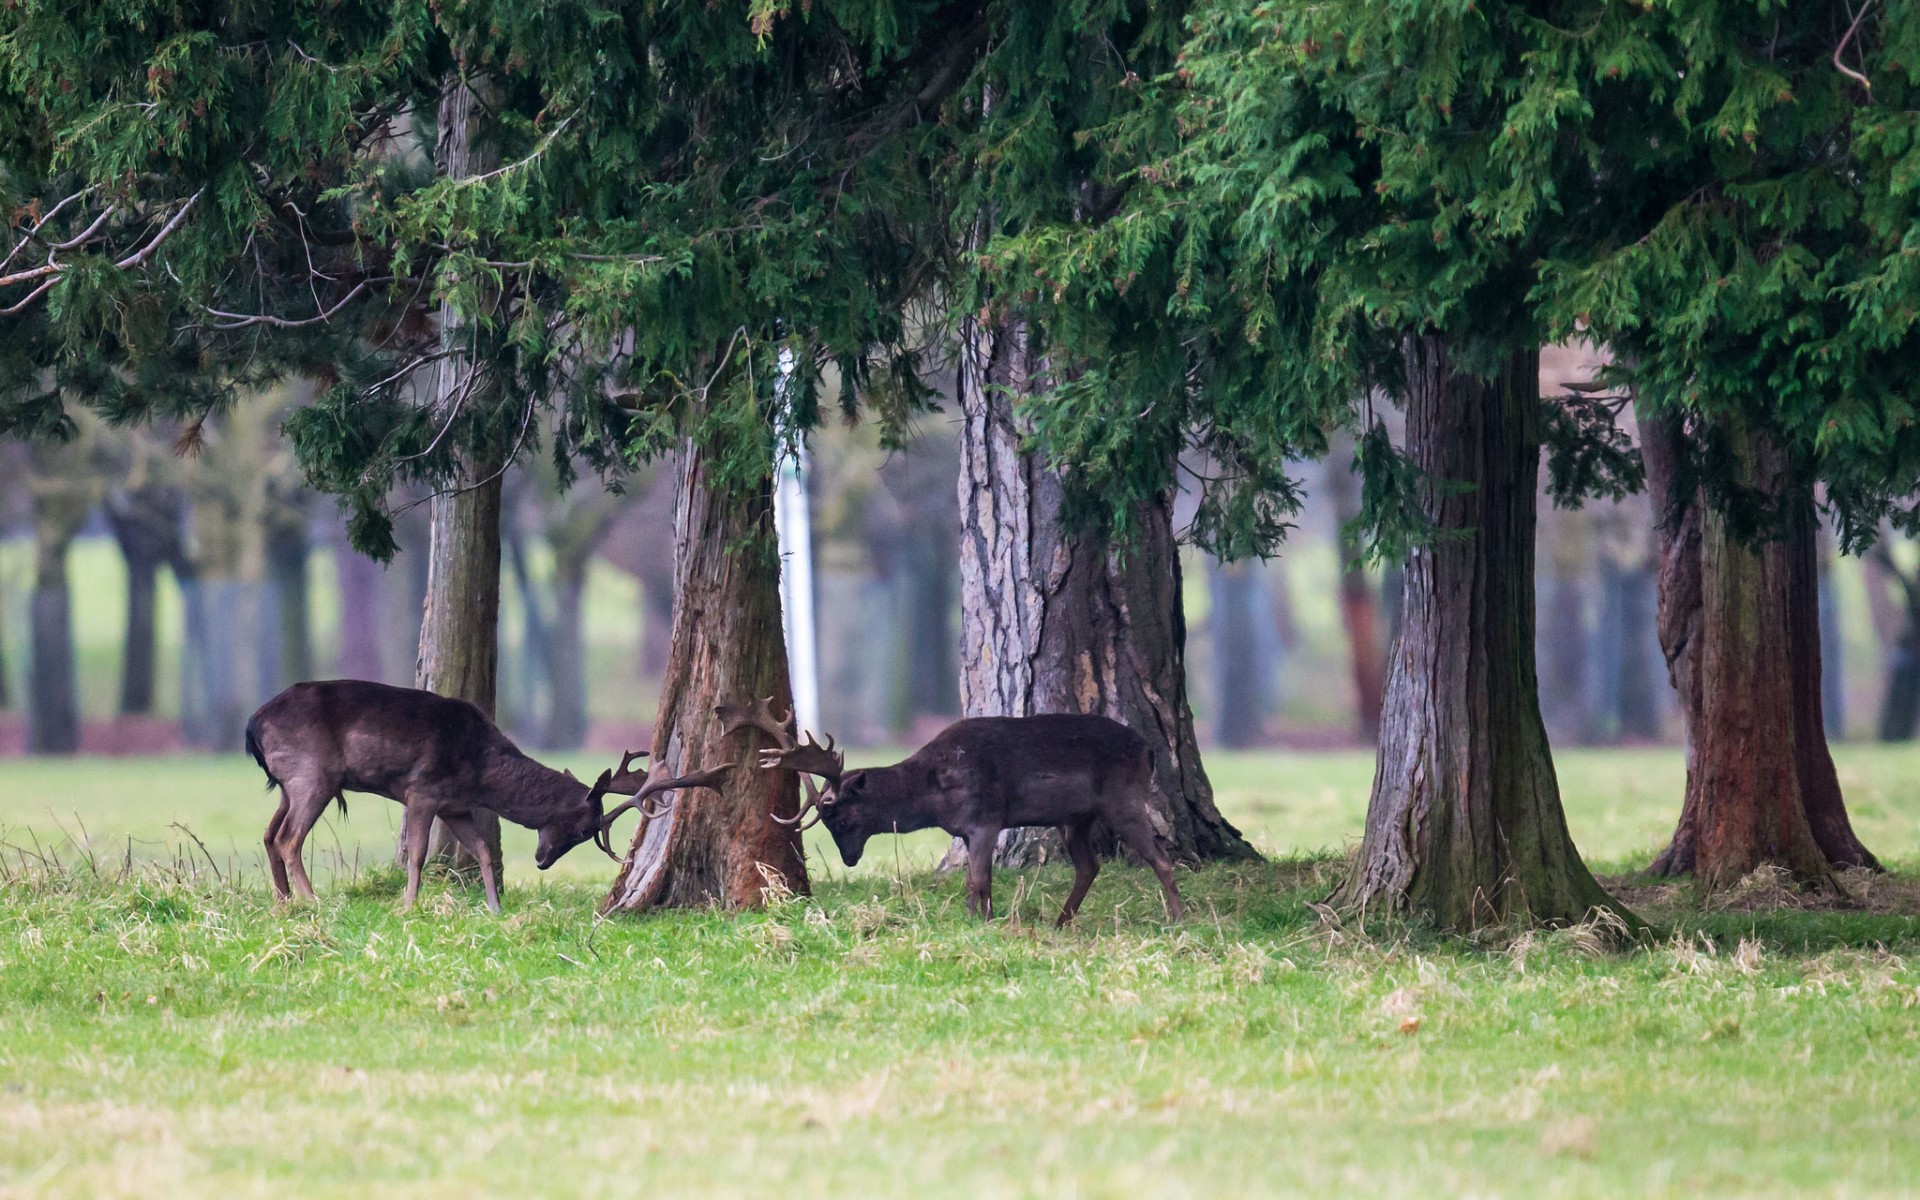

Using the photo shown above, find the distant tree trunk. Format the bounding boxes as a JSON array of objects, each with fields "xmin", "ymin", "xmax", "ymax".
[
  {"xmin": 27, "ymin": 449, "xmax": 90, "ymax": 754},
  {"xmin": 103, "ymin": 486, "xmax": 186, "ymax": 715},
  {"xmin": 948, "ymin": 316, "xmax": 1255, "ymax": 870},
  {"xmin": 902, "ymin": 535, "xmax": 959, "ymax": 720},
  {"xmin": 1537, "ymin": 509, "xmax": 1593, "ymax": 744},
  {"xmin": 1874, "ymin": 557, "xmax": 1920, "ymax": 741},
  {"xmin": 334, "ymin": 543, "xmax": 385, "ymax": 681},
  {"xmin": 1619, "ymin": 567, "xmax": 1664, "ymax": 740},
  {"xmin": 502, "ymin": 519, "xmax": 552, "ymax": 742},
  {"xmin": 414, "ymin": 71, "xmax": 506, "ymax": 878},
  {"xmin": 267, "ymin": 518, "xmax": 311, "ymax": 687},
  {"xmin": 1816, "ymin": 526, "xmax": 1845, "ymax": 741},
  {"xmin": 546, "ymin": 548, "xmax": 591, "ymax": 749},
  {"xmin": 1210, "ymin": 559, "xmax": 1266, "ymax": 748},
  {"xmin": 1643, "ymin": 419, "xmax": 1876, "ymax": 887},
  {"xmin": 1325, "ymin": 432, "xmax": 1385, "ymax": 740},
  {"xmin": 602, "ymin": 440, "xmax": 806, "ymax": 912},
  {"xmin": 1335, "ymin": 339, "xmax": 1617, "ymax": 928}
]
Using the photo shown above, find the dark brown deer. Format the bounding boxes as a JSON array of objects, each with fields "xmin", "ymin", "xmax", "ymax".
[
  {"xmin": 246, "ymin": 680, "xmax": 730, "ymax": 912},
  {"xmin": 718, "ymin": 699, "xmax": 1183, "ymax": 925}
]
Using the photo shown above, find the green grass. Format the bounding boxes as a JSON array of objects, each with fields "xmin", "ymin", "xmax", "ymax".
[{"xmin": 2, "ymin": 748, "xmax": 1919, "ymax": 1197}]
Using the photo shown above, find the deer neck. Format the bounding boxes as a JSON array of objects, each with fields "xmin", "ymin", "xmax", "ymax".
[{"xmin": 477, "ymin": 749, "xmax": 591, "ymax": 828}]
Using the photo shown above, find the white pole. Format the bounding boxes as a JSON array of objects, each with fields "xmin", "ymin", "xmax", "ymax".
[{"xmin": 773, "ymin": 348, "xmax": 820, "ymax": 736}]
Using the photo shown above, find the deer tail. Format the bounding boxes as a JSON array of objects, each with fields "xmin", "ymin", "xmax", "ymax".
[{"xmin": 244, "ymin": 715, "xmax": 280, "ymax": 792}]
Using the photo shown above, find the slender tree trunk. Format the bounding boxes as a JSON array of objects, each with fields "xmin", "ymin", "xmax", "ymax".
[
  {"xmin": 1642, "ymin": 413, "xmax": 1875, "ymax": 883},
  {"xmin": 1335, "ymin": 338, "xmax": 1618, "ymax": 928},
  {"xmin": 103, "ymin": 486, "xmax": 186, "ymax": 715},
  {"xmin": 603, "ymin": 441, "xmax": 806, "ymax": 912},
  {"xmin": 546, "ymin": 551, "xmax": 590, "ymax": 749},
  {"xmin": 948, "ymin": 316, "xmax": 1255, "ymax": 870},
  {"xmin": 414, "ymin": 71, "xmax": 506, "ymax": 877},
  {"xmin": 27, "ymin": 465, "xmax": 88, "ymax": 754},
  {"xmin": 267, "ymin": 520, "xmax": 312, "ymax": 687},
  {"xmin": 1326, "ymin": 433, "xmax": 1385, "ymax": 741},
  {"xmin": 1210, "ymin": 559, "xmax": 1266, "ymax": 748}
]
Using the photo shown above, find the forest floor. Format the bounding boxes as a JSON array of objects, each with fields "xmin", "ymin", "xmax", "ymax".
[{"xmin": 1, "ymin": 748, "xmax": 1917, "ymax": 1198}]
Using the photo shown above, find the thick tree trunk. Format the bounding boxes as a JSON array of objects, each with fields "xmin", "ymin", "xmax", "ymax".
[
  {"xmin": 949, "ymin": 316, "xmax": 1255, "ymax": 870},
  {"xmin": 602, "ymin": 441, "xmax": 806, "ymax": 912},
  {"xmin": 1334, "ymin": 339, "xmax": 1617, "ymax": 928},
  {"xmin": 415, "ymin": 71, "xmax": 506, "ymax": 877},
  {"xmin": 1641, "ymin": 414, "xmax": 1875, "ymax": 883}
]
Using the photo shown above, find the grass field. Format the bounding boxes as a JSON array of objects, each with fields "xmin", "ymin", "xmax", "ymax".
[{"xmin": 3, "ymin": 747, "xmax": 1919, "ymax": 1198}]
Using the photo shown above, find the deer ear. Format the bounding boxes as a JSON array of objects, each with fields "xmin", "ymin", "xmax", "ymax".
[{"xmin": 563, "ymin": 769, "xmax": 578, "ymax": 782}]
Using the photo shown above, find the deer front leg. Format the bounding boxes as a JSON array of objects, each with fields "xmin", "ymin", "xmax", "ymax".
[
  {"xmin": 964, "ymin": 828, "xmax": 999, "ymax": 920},
  {"xmin": 400, "ymin": 802, "xmax": 435, "ymax": 911}
]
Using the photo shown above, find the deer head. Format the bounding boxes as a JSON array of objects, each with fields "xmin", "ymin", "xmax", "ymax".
[
  {"xmin": 718, "ymin": 697, "xmax": 871, "ymax": 857},
  {"xmin": 585, "ymin": 750, "xmax": 736, "ymax": 864}
]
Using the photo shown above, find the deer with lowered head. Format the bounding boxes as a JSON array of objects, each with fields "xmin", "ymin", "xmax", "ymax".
[
  {"xmin": 246, "ymin": 680, "xmax": 730, "ymax": 912},
  {"xmin": 718, "ymin": 698, "xmax": 1183, "ymax": 925}
]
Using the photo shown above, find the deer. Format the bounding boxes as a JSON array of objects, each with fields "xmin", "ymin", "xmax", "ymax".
[
  {"xmin": 717, "ymin": 698, "xmax": 1183, "ymax": 926},
  {"xmin": 245, "ymin": 680, "xmax": 731, "ymax": 913}
]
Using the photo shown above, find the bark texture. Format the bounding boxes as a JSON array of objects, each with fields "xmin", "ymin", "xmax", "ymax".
[
  {"xmin": 949, "ymin": 316, "xmax": 1254, "ymax": 868},
  {"xmin": 602, "ymin": 441, "xmax": 807, "ymax": 912},
  {"xmin": 1640, "ymin": 412, "xmax": 1876, "ymax": 885},
  {"xmin": 1334, "ymin": 339, "xmax": 1617, "ymax": 928},
  {"xmin": 414, "ymin": 71, "xmax": 506, "ymax": 875}
]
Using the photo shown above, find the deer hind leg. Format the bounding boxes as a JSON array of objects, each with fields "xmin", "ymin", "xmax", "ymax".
[
  {"xmin": 263, "ymin": 794, "xmax": 292, "ymax": 901},
  {"xmin": 964, "ymin": 827, "xmax": 999, "ymax": 920},
  {"xmin": 399, "ymin": 802, "xmax": 436, "ymax": 911},
  {"xmin": 1055, "ymin": 820, "xmax": 1101, "ymax": 928},
  {"xmin": 1110, "ymin": 806, "xmax": 1184, "ymax": 924},
  {"xmin": 439, "ymin": 813, "xmax": 501, "ymax": 914},
  {"xmin": 273, "ymin": 777, "xmax": 337, "ymax": 904}
]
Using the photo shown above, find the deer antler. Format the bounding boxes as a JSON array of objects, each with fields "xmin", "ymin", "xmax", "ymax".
[
  {"xmin": 716, "ymin": 697, "xmax": 845, "ymax": 830},
  {"xmin": 592, "ymin": 755, "xmax": 734, "ymax": 860}
]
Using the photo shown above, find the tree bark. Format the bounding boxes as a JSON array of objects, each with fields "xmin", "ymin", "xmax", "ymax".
[
  {"xmin": 414, "ymin": 70, "xmax": 506, "ymax": 877},
  {"xmin": 602, "ymin": 440, "xmax": 806, "ymax": 912},
  {"xmin": 1334, "ymin": 338, "xmax": 1618, "ymax": 928},
  {"xmin": 948, "ymin": 316, "xmax": 1255, "ymax": 869},
  {"xmin": 1641, "ymin": 413, "xmax": 1876, "ymax": 884}
]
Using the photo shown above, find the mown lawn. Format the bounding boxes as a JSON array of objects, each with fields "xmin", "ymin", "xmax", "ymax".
[{"xmin": 1, "ymin": 748, "xmax": 1918, "ymax": 1198}]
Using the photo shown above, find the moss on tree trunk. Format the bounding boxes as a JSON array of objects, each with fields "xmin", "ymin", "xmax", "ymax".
[{"xmin": 1334, "ymin": 338, "xmax": 1620, "ymax": 929}]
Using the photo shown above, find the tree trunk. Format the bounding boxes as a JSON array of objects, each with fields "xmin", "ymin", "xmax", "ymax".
[
  {"xmin": 1326, "ymin": 433, "xmax": 1385, "ymax": 741},
  {"xmin": 1537, "ymin": 508, "xmax": 1593, "ymax": 744},
  {"xmin": 334, "ymin": 541, "xmax": 385, "ymax": 681},
  {"xmin": 948, "ymin": 316, "xmax": 1255, "ymax": 869},
  {"xmin": 416, "ymin": 467, "xmax": 505, "ymax": 869},
  {"xmin": 546, "ymin": 550, "xmax": 589, "ymax": 749},
  {"xmin": 104, "ymin": 485, "xmax": 186, "ymax": 715},
  {"xmin": 602, "ymin": 441, "xmax": 806, "ymax": 912},
  {"xmin": 1641, "ymin": 414, "xmax": 1875, "ymax": 883},
  {"xmin": 1334, "ymin": 338, "xmax": 1618, "ymax": 928},
  {"xmin": 1210, "ymin": 559, "xmax": 1266, "ymax": 748},
  {"xmin": 267, "ymin": 519, "xmax": 312, "ymax": 687},
  {"xmin": 414, "ymin": 71, "xmax": 506, "ymax": 877},
  {"xmin": 1610, "ymin": 563, "xmax": 1664, "ymax": 740},
  {"xmin": 27, "ymin": 444, "xmax": 90, "ymax": 753}
]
